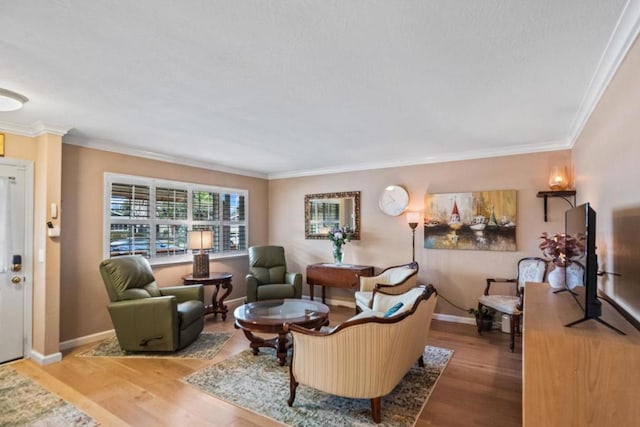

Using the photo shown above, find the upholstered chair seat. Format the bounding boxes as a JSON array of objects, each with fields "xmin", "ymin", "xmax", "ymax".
[
  {"xmin": 245, "ymin": 246, "xmax": 302, "ymax": 302},
  {"xmin": 99, "ymin": 255, "xmax": 205, "ymax": 352}
]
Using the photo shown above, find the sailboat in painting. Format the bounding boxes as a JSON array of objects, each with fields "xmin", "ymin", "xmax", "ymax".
[
  {"xmin": 448, "ymin": 199, "xmax": 462, "ymax": 230},
  {"xmin": 470, "ymin": 199, "xmax": 486, "ymax": 231}
]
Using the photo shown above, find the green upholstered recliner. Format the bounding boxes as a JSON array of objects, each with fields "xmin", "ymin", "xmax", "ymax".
[
  {"xmin": 245, "ymin": 246, "xmax": 302, "ymax": 302},
  {"xmin": 99, "ymin": 255, "xmax": 205, "ymax": 352}
]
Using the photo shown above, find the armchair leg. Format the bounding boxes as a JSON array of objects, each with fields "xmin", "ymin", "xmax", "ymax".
[
  {"xmin": 287, "ymin": 376, "xmax": 298, "ymax": 407},
  {"xmin": 477, "ymin": 302, "xmax": 484, "ymax": 335},
  {"xmin": 509, "ymin": 314, "xmax": 515, "ymax": 352},
  {"xmin": 371, "ymin": 397, "xmax": 382, "ymax": 423}
]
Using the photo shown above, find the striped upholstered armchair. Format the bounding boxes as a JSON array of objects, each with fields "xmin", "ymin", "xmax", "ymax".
[
  {"xmin": 354, "ymin": 262, "xmax": 419, "ymax": 313},
  {"xmin": 284, "ymin": 285, "xmax": 438, "ymax": 423}
]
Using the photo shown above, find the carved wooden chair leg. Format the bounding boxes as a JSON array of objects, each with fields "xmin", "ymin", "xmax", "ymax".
[
  {"xmin": 509, "ymin": 314, "xmax": 516, "ymax": 352},
  {"xmin": 371, "ymin": 397, "xmax": 382, "ymax": 423},
  {"xmin": 477, "ymin": 302, "xmax": 484, "ymax": 334},
  {"xmin": 287, "ymin": 376, "xmax": 298, "ymax": 407}
]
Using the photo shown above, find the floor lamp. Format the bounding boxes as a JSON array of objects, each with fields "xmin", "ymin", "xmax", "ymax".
[
  {"xmin": 188, "ymin": 230, "xmax": 213, "ymax": 278},
  {"xmin": 406, "ymin": 212, "xmax": 421, "ymax": 263}
]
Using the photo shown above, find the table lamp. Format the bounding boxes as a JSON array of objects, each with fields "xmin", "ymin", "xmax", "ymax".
[{"xmin": 188, "ymin": 230, "xmax": 213, "ymax": 278}]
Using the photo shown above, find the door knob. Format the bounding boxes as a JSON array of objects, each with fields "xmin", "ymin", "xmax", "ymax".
[{"xmin": 11, "ymin": 276, "xmax": 22, "ymax": 284}]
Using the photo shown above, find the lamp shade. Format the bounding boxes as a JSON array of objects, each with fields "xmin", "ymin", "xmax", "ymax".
[
  {"xmin": 406, "ymin": 211, "xmax": 421, "ymax": 225},
  {"xmin": 188, "ymin": 230, "xmax": 213, "ymax": 251}
]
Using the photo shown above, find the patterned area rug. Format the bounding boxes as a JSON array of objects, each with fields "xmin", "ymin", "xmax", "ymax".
[
  {"xmin": 0, "ymin": 365, "xmax": 97, "ymax": 426},
  {"xmin": 184, "ymin": 345, "xmax": 453, "ymax": 427},
  {"xmin": 78, "ymin": 331, "xmax": 232, "ymax": 359}
]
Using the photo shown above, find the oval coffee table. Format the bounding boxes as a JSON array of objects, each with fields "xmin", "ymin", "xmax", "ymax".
[{"xmin": 234, "ymin": 299, "xmax": 330, "ymax": 366}]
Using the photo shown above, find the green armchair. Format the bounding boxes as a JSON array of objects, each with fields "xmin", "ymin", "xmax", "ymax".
[
  {"xmin": 99, "ymin": 255, "xmax": 205, "ymax": 352},
  {"xmin": 245, "ymin": 246, "xmax": 302, "ymax": 302}
]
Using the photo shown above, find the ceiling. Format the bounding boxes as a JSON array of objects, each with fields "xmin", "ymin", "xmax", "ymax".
[{"xmin": 1, "ymin": 1, "xmax": 638, "ymax": 179}]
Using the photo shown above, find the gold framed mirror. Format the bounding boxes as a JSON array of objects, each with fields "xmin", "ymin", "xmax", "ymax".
[{"xmin": 305, "ymin": 191, "xmax": 360, "ymax": 240}]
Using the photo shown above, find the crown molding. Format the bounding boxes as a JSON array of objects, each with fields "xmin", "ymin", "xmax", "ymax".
[
  {"xmin": 267, "ymin": 139, "xmax": 571, "ymax": 179},
  {"xmin": 568, "ymin": 0, "xmax": 640, "ymax": 146},
  {"xmin": 0, "ymin": 120, "xmax": 70, "ymax": 137},
  {"xmin": 63, "ymin": 135, "xmax": 268, "ymax": 179}
]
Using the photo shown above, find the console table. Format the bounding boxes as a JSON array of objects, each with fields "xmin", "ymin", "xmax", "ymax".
[
  {"xmin": 523, "ymin": 282, "xmax": 640, "ymax": 426},
  {"xmin": 306, "ymin": 263, "xmax": 374, "ymax": 303},
  {"xmin": 182, "ymin": 272, "xmax": 233, "ymax": 320}
]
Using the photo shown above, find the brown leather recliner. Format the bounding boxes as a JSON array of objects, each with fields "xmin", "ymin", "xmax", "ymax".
[{"xmin": 99, "ymin": 255, "xmax": 205, "ymax": 352}]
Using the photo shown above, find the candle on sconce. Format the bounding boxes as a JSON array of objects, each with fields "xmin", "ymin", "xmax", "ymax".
[{"xmin": 548, "ymin": 165, "xmax": 568, "ymax": 191}]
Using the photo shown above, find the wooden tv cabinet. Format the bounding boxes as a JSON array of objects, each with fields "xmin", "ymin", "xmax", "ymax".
[{"xmin": 523, "ymin": 283, "xmax": 640, "ymax": 426}]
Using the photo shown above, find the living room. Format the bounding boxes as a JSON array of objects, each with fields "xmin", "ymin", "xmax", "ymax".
[{"xmin": 1, "ymin": 2, "xmax": 640, "ymax": 426}]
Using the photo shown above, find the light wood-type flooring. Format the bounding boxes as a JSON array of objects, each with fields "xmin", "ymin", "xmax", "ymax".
[{"xmin": 10, "ymin": 303, "xmax": 522, "ymax": 426}]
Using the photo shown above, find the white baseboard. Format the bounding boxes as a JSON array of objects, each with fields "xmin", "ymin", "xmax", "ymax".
[
  {"xmin": 432, "ymin": 313, "xmax": 476, "ymax": 325},
  {"xmin": 59, "ymin": 329, "xmax": 115, "ymax": 351},
  {"xmin": 30, "ymin": 350, "xmax": 62, "ymax": 366}
]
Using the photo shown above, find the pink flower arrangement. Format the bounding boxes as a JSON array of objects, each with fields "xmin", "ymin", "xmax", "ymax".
[{"xmin": 539, "ymin": 232, "xmax": 585, "ymax": 267}]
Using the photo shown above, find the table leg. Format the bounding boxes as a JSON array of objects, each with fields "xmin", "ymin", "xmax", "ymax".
[
  {"xmin": 239, "ymin": 328, "xmax": 289, "ymax": 365},
  {"xmin": 217, "ymin": 282, "xmax": 232, "ymax": 321},
  {"xmin": 322, "ymin": 286, "xmax": 326, "ymax": 304},
  {"xmin": 211, "ymin": 284, "xmax": 220, "ymax": 318},
  {"xmin": 309, "ymin": 284, "xmax": 315, "ymax": 301},
  {"xmin": 276, "ymin": 332, "xmax": 288, "ymax": 366}
]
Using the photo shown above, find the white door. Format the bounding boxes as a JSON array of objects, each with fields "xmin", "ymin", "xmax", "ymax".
[{"xmin": 0, "ymin": 164, "xmax": 28, "ymax": 364}]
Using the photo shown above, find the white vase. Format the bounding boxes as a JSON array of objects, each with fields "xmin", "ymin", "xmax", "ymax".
[{"xmin": 547, "ymin": 266, "xmax": 566, "ymax": 289}]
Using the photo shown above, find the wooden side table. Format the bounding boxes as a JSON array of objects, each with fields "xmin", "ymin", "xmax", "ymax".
[
  {"xmin": 182, "ymin": 272, "xmax": 233, "ymax": 320},
  {"xmin": 306, "ymin": 263, "xmax": 374, "ymax": 303}
]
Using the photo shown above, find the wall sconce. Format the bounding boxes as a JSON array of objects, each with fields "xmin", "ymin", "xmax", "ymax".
[
  {"xmin": 188, "ymin": 230, "xmax": 213, "ymax": 278},
  {"xmin": 548, "ymin": 165, "xmax": 569, "ymax": 191},
  {"xmin": 406, "ymin": 211, "xmax": 421, "ymax": 263}
]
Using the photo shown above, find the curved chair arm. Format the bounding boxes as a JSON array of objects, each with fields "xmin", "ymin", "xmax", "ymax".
[
  {"xmin": 160, "ymin": 285, "xmax": 204, "ymax": 303},
  {"xmin": 285, "ymin": 272, "xmax": 303, "ymax": 298},
  {"xmin": 107, "ymin": 296, "xmax": 178, "ymax": 350},
  {"xmin": 245, "ymin": 274, "xmax": 259, "ymax": 302},
  {"xmin": 375, "ymin": 272, "xmax": 418, "ymax": 296},
  {"xmin": 484, "ymin": 277, "xmax": 517, "ymax": 296},
  {"xmin": 359, "ymin": 263, "xmax": 418, "ymax": 293}
]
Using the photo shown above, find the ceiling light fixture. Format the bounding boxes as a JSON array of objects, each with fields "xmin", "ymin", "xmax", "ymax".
[{"xmin": 0, "ymin": 88, "xmax": 29, "ymax": 111}]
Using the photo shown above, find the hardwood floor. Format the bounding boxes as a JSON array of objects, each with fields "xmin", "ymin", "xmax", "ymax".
[{"xmin": 10, "ymin": 304, "xmax": 522, "ymax": 426}]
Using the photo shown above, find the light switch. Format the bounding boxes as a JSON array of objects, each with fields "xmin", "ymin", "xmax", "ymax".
[{"xmin": 50, "ymin": 203, "xmax": 58, "ymax": 219}]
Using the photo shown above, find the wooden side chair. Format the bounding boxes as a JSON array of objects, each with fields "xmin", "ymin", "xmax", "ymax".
[{"xmin": 477, "ymin": 257, "xmax": 548, "ymax": 352}]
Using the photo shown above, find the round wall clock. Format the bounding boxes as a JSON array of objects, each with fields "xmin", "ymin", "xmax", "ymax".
[{"xmin": 378, "ymin": 185, "xmax": 410, "ymax": 216}]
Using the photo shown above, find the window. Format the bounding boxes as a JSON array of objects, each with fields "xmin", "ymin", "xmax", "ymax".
[{"xmin": 105, "ymin": 173, "xmax": 248, "ymax": 264}]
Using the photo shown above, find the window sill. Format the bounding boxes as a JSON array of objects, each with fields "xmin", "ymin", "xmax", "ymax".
[{"xmin": 148, "ymin": 251, "xmax": 248, "ymax": 267}]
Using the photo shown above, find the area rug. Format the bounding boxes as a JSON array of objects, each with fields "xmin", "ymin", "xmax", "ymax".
[
  {"xmin": 184, "ymin": 345, "xmax": 453, "ymax": 427},
  {"xmin": 0, "ymin": 365, "xmax": 97, "ymax": 426},
  {"xmin": 78, "ymin": 331, "xmax": 232, "ymax": 359}
]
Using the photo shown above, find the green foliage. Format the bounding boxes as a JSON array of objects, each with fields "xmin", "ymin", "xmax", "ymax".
[{"xmin": 468, "ymin": 307, "xmax": 496, "ymax": 319}]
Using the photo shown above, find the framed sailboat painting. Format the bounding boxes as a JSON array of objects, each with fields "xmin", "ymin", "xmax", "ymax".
[{"xmin": 423, "ymin": 189, "xmax": 517, "ymax": 251}]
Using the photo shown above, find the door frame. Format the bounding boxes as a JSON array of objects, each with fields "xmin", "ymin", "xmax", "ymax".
[{"xmin": 0, "ymin": 157, "xmax": 34, "ymax": 361}]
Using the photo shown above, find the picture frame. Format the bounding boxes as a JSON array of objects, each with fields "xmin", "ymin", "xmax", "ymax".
[{"xmin": 423, "ymin": 189, "xmax": 517, "ymax": 251}]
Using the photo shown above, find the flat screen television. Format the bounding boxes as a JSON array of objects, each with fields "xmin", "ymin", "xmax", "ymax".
[{"xmin": 564, "ymin": 202, "xmax": 625, "ymax": 334}]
